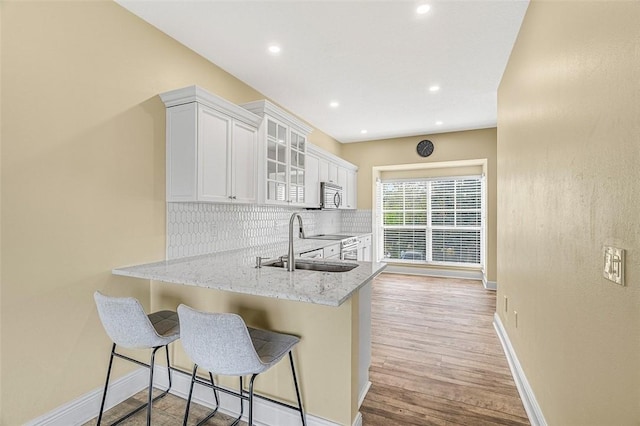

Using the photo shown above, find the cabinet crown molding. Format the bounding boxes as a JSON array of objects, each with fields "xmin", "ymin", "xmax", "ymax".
[
  {"xmin": 242, "ymin": 100, "xmax": 314, "ymax": 136},
  {"xmin": 160, "ymin": 85, "xmax": 262, "ymax": 128},
  {"xmin": 307, "ymin": 143, "xmax": 358, "ymax": 171}
]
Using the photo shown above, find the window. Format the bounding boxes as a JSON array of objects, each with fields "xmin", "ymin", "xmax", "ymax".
[{"xmin": 381, "ymin": 176, "xmax": 483, "ymax": 266}]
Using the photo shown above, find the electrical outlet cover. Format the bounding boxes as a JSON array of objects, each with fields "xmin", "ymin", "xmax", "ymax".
[{"xmin": 603, "ymin": 245, "xmax": 625, "ymax": 286}]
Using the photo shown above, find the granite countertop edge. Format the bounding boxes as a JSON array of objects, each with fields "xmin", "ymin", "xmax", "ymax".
[{"xmin": 112, "ymin": 234, "xmax": 384, "ymax": 307}]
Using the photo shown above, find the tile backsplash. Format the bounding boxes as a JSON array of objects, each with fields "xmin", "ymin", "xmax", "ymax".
[
  {"xmin": 167, "ymin": 203, "xmax": 371, "ymax": 259},
  {"xmin": 341, "ymin": 209, "xmax": 373, "ymax": 234}
]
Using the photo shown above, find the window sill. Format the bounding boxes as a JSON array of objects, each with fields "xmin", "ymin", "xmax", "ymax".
[{"xmin": 383, "ymin": 259, "xmax": 482, "ymax": 271}]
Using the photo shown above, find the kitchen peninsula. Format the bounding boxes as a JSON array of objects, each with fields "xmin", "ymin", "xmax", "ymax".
[
  {"xmin": 112, "ymin": 242, "xmax": 386, "ymax": 426},
  {"xmin": 113, "ymin": 241, "xmax": 384, "ymax": 307}
]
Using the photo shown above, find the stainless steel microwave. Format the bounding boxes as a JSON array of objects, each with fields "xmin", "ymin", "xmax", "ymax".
[{"xmin": 320, "ymin": 182, "xmax": 343, "ymax": 209}]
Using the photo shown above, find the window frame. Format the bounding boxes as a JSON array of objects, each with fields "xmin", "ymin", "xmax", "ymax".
[{"xmin": 380, "ymin": 175, "xmax": 484, "ymax": 268}]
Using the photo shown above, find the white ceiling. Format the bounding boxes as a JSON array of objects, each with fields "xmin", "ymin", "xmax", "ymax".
[{"xmin": 117, "ymin": 0, "xmax": 529, "ymax": 143}]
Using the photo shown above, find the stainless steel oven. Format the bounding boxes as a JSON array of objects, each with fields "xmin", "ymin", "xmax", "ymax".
[
  {"xmin": 305, "ymin": 233, "xmax": 360, "ymax": 261},
  {"xmin": 340, "ymin": 236, "xmax": 360, "ymax": 261}
]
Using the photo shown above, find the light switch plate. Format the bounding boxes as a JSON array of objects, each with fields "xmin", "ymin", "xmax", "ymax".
[{"xmin": 603, "ymin": 245, "xmax": 625, "ymax": 286}]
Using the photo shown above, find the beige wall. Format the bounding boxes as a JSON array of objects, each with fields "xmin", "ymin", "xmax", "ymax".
[
  {"xmin": 341, "ymin": 128, "xmax": 498, "ymax": 281},
  {"xmin": 497, "ymin": 1, "xmax": 640, "ymax": 424},
  {"xmin": 0, "ymin": 1, "xmax": 341, "ymax": 424}
]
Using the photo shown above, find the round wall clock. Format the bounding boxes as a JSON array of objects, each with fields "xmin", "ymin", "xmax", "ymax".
[{"xmin": 416, "ymin": 139, "xmax": 434, "ymax": 157}]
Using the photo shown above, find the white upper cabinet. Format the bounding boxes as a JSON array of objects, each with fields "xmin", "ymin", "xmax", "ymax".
[
  {"xmin": 242, "ymin": 100, "xmax": 313, "ymax": 206},
  {"xmin": 230, "ymin": 120, "xmax": 259, "ymax": 203},
  {"xmin": 307, "ymin": 144, "xmax": 358, "ymax": 210},
  {"xmin": 328, "ymin": 163, "xmax": 339, "ymax": 184},
  {"xmin": 160, "ymin": 86, "xmax": 357, "ymax": 208},
  {"xmin": 337, "ymin": 165, "xmax": 358, "ymax": 209},
  {"xmin": 161, "ymin": 86, "xmax": 261, "ymax": 203},
  {"xmin": 346, "ymin": 168, "xmax": 357, "ymax": 209},
  {"xmin": 318, "ymin": 158, "xmax": 329, "ymax": 183},
  {"xmin": 337, "ymin": 167, "xmax": 348, "ymax": 193},
  {"xmin": 304, "ymin": 153, "xmax": 321, "ymax": 208}
]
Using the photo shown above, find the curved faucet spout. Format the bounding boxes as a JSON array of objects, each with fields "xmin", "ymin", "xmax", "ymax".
[{"xmin": 288, "ymin": 213, "xmax": 305, "ymax": 271}]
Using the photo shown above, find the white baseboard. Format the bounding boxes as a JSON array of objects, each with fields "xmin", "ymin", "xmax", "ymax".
[
  {"xmin": 383, "ymin": 265, "xmax": 483, "ymax": 281},
  {"xmin": 24, "ymin": 368, "xmax": 149, "ymax": 426},
  {"xmin": 482, "ymin": 275, "xmax": 497, "ymax": 290},
  {"xmin": 27, "ymin": 361, "xmax": 355, "ymax": 426},
  {"xmin": 352, "ymin": 412, "xmax": 363, "ymax": 426},
  {"xmin": 154, "ymin": 365, "xmax": 340, "ymax": 426},
  {"xmin": 493, "ymin": 314, "xmax": 547, "ymax": 426},
  {"xmin": 358, "ymin": 381, "xmax": 371, "ymax": 408}
]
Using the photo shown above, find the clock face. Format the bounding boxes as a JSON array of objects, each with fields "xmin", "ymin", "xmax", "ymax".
[{"xmin": 417, "ymin": 140, "xmax": 434, "ymax": 157}]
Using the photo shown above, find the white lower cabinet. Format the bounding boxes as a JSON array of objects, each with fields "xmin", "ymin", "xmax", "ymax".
[
  {"xmin": 161, "ymin": 86, "xmax": 261, "ymax": 203},
  {"xmin": 324, "ymin": 243, "xmax": 340, "ymax": 259},
  {"xmin": 358, "ymin": 234, "xmax": 372, "ymax": 261}
]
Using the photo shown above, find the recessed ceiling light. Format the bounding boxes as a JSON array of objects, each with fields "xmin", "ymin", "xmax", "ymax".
[
  {"xmin": 416, "ymin": 4, "xmax": 431, "ymax": 15},
  {"xmin": 329, "ymin": 101, "xmax": 340, "ymax": 108},
  {"xmin": 435, "ymin": 121, "xmax": 443, "ymax": 125},
  {"xmin": 360, "ymin": 129, "xmax": 368, "ymax": 134},
  {"xmin": 429, "ymin": 85, "xmax": 440, "ymax": 92},
  {"xmin": 268, "ymin": 45, "xmax": 281, "ymax": 54}
]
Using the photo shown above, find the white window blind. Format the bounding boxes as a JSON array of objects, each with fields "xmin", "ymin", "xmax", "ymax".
[{"xmin": 381, "ymin": 176, "xmax": 483, "ymax": 266}]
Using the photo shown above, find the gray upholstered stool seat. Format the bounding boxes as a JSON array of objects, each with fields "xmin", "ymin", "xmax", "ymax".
[
  {"xmin": 248, "ymin": 327, "xmax": 299, "ymax": 366},
  {"xmin": 147, "ymin": 310, "xmax": 181, "ymax": 340},
  {"xmin": 178, "ymin": 304, "xmax": 306, "ymax": 426},
  {"xmin": 94, "ymin": 291, "xmax": 180, "ymax": 426}
]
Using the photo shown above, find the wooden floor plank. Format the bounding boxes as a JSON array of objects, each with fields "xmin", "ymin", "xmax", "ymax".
[{"xmin": 361, "ymin": 273, "xmax": 530, "ymax": 426}]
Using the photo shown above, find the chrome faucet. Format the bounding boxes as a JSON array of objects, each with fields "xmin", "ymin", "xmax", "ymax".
[{"xmin": 288, "ymin": 212, "xmax": 306, "ymax": 271}]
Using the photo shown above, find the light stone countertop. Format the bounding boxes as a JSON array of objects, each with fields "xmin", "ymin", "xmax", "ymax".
[{"xmin": 112, "ymin": 236, "xmax": 385, "ymax": 307}]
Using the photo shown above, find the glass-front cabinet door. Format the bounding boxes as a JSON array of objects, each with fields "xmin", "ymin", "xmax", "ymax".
[
  {"xmin": 265, "ymin": 118, "xmax": 307, "ymax": 205},
  {"xmin": 266, "ymin": 119, "xmax": 288, "ymax": 202},
  {"xmin": 241, "ymin": 100, "xmax": 313, "ymax": 206},
  {"xmin": 289, "ymin": 130, "xmax": 306, "ymax": 204}
]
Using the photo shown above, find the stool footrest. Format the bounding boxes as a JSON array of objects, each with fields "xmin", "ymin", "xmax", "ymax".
[
  {"xmin": 107, "ymin": 388, "xmax": 171, "ymax": 426},
  {"xmin": 191, "ymin": 374, "xmax": 303, "ymax": 413}
]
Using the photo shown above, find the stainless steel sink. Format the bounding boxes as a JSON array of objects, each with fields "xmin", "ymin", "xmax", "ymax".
[{"xmin": 265, "ymin": 259, "xmax": 359, "ymax": 273}]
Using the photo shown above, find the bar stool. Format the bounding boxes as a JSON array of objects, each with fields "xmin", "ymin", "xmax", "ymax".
[
  {"xmin": 94, "ymin": 291, "xmax": 180, "ymax": 426},
  {"xmin": 178, "ymin": 304, "xmax": 306, "ymax": 426}
]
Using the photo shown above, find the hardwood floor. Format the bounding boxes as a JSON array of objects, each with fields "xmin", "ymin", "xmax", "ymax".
[
  {"xmin": 86, "ymin": 273, "xmax": 528, "ymax": 425},
  {"xmin": 360, "ymin": 273, "xmax": 529, "ymax": 426},
  {"xmin": 83, "ymin": 389, "xmax": 246, "ymax": 426}
]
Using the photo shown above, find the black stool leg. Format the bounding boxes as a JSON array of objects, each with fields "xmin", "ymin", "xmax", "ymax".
[
  {"xmin": 146, "ymin": 347, "xmax": 161, "ymax": 426},
  {"xmin": 248, "ymin": 374, "xmax": 258, "ymax": 426},
  {"xmin": 97, "ymin": 343, "xmax": 117, "ymax": 426},
  {"xmin": 165, "ymin": 345, "xmax": 173, "ymax": 392},
  {"xmin": 194, "ymin": 372, "xmax": 221, "ymax": 426},
  {"xmin": 183, "ymin": 364, "xmax": 198, "ymax": 426},
  {"xmin": 209, "ymin": 372, "xmax": 220, "ymax": 408},
  {"xmin": 289, "ymin": 352, "xmax": 306, "ymax": 426}
]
